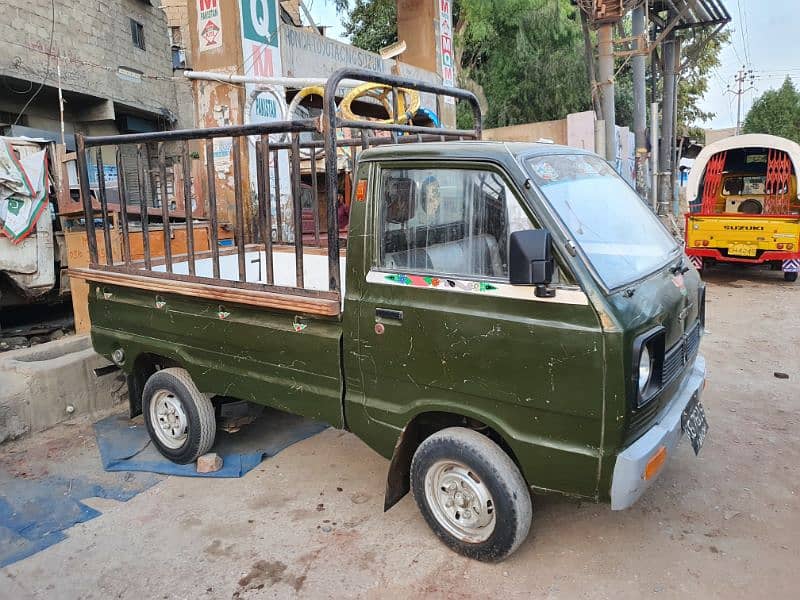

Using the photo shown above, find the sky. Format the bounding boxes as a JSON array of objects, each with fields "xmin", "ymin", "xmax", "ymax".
[
  {"xmin": 306, "ymin": 0, "xmax": 799, "ymax": 131},
  {"xmin": 698, "ymin": 0, "xmax": 800, "ymax": 130}
]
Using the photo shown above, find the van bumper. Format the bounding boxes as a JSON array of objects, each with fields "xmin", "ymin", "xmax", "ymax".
[{"xmin": 610, "ymin": 354, "xmax": 706, "ymax": 510}]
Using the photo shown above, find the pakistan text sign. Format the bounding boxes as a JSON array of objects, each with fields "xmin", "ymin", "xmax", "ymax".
[
  {"xmin": 439, "ymin": 0, "xmax": 455, "ymax": 104},
  {"xmin": 198, "ymin": 0, "xmax": 222, "ymax": 52}
]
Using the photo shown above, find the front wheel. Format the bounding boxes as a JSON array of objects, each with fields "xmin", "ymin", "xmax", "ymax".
[
  {"xmin": 142, "ymin": 367, "xmax": 216, "ymax": 464},
  {"xmin": 785, "ymin": 271, "xmax": 798, "ymax": 282},
  {"xmin": 410, "ymin": 427, "xmax": 532, "ymax": 561}
]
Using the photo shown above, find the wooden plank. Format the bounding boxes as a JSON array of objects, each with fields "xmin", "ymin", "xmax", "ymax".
[
  {"xmin": 64, "ymin": 230, "xmax": 122, "ymax": 334},
  {"xmin": 68, "ymin": 268, "xmax": 342, "ymax": 317}
]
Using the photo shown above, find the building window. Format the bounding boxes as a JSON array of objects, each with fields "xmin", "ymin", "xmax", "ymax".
[
  {"xmin": 169, "ymin": 26, "xmax": 182, "ymax": 48},
  {"xmin": 130, "ymin": 19, "xmax": 145, "ymax": 50}
]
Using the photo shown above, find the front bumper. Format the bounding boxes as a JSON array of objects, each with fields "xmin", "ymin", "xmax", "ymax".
[
  {"xmin": 686, "ymin": 247, "xmax": 800, "ymax": 266},
  {"xmin": 610, "ymin": 354, "xmax": 706, "ymax": 510}
]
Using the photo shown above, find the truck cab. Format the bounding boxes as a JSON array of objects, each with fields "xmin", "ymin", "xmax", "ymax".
[{"xmin": 72, "ymin": 68, "xmax": 707, "ymax": 562}]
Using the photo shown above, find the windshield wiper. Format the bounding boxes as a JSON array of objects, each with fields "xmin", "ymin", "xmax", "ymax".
[{"xmin": 669, "ymin": 257, "xmax": 690, "ymax": 275}]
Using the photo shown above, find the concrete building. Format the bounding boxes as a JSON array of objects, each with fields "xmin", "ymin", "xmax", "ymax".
[
  {"xmin": 0, "ymin": 0, "xmax": 191, "ymax": 144},
  {"xmin": 161, "ymin": 0, "xmax": 190, "ymax": 71}
]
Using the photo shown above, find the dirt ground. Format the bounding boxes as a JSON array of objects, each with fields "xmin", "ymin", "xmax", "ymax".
[{"xmin": 1, "ymin": 265, "xmax": 798, "ymax": 600}]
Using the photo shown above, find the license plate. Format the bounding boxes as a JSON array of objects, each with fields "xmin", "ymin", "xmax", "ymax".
[
  {"xmin": 729, "ymin": 244, "xmax": 757, "ymax": 257},
  {"xmin": 682, "ymin": 397, "xmax": 708, "ymax": 456}
]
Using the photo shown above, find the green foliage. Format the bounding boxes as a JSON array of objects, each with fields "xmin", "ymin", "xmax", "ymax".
[
  {"xmin": 340, "ymin": 0, "xmax": 397, "ymax": 53},
  {"xmin": 458, "ymin": 0, "xmax": 591, "ymax": 127},
  {"xmin": 341, "ymin": 0, "xmax": 591, "ymax": 127},
  {"xmin": 338, "ymin": 1, "xmax": 726, "ymax": 133},
  {"xmin": 743, "ymin": 78, "xmax": 800, "ymax": 143}
]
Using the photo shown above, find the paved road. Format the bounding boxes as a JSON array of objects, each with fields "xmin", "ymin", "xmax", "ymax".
[{"xmin": 2, "ymin": 266, "xmax": 798, "ymax": 599}]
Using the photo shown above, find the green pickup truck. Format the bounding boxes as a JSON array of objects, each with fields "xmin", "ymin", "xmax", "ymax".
[{"xmin": 72, "ymin": 69, "xmax": 707, "ymax": 562}]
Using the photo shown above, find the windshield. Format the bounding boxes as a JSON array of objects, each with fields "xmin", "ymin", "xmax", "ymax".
[{"xmin": 525, "ymin": 154, "xmax": 678, "ymax": 289}]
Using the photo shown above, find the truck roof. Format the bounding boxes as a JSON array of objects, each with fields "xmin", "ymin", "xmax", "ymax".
[{"xmin": 359, "ymin": 141, "xmax": 593, "ymax": 162}]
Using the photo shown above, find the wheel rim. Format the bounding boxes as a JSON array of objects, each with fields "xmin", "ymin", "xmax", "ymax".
[
  {"xmin": 424, "ymin": 460, "xmax": 496, "ymax": 543},
  {"xmin": 149, "ymin": 389, "xmax": 188, "ymax": 449}
]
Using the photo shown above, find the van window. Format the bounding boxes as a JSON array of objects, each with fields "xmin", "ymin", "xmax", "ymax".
[{"xmin": 378, "ymin": 167, "xmax": 535, "ymax": 279}]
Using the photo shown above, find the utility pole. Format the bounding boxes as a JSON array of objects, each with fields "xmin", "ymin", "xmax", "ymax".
[
  {"xmin": 597, "ymin": 24, "xmax": 616, "ymax": 162},
  {"xmin": 657, "ymin": 29, "xmax": 676, "ymax": 216},
  {"xmin": 727, "ymin": 66, "xmax": 755, "ymax": 135},
  {"xmin": 631, "ymin": 4, "xmax": 648, "ymax": 198}
]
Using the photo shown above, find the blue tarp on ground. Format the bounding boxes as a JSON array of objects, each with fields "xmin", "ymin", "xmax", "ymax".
[
  {"xmin": 93, "ymin": 408, "xmax": 328, "ymax": 478},
  {"xmin": 0, "ymin": 471, "xmax": 162, "ymax": 568},
  {"xmin": 0, "ymin": 408, "xmax": 326, "ymax": 568}
]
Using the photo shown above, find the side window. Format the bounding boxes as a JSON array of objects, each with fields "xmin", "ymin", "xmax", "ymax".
[{"xmin": 378, "ymin": 167, "xmax": 536, "ymax": 279}]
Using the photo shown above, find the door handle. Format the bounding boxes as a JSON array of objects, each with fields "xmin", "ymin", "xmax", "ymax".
[{"xmin": 375, "ymin": 308, "xmax": 403, "ymax": 321}]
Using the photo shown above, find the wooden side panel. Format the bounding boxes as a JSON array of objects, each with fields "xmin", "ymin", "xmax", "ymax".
[{"xmin": 66, "ymin": 224, "xmax": 229, "ymax": 332}]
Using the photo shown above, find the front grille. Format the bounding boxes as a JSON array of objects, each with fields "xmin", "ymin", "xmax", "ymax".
[
  {"xmin": 663, "ymin": 322, "xmax": 701, "ymax": 387},
  {"xmin": 628, "ymin": 321, "xmax": 701, "ymax": 440}
]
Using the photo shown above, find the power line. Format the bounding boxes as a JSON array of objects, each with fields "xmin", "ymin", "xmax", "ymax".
[
  {"xmin": 13, "ymin": 0, "xmax": 55, "ymax": 125},
  {"xmin": 3, "ymin": 39, "xmax": 177, "ymax": 83},
  {"xmin": 736, "ymin": 0, "xmax": 751, "ymax": 67}
]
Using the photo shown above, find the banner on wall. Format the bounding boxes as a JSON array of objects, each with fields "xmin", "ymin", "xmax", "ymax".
[
  {"xmin": 198, "ymin": 0, "xmax": 222, "ymax": 52},
  {"xmin": 239, "ymin": 0, "xmax": 292, "ymax": 241},
  {"xmin": 439, "ymin": 0, "xmax": 455, "ymax": 104}
]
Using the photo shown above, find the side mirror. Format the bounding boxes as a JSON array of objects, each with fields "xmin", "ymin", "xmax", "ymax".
[{"xmin": 509, "ymin": 229, "xmax": 555, "ymax": 297}]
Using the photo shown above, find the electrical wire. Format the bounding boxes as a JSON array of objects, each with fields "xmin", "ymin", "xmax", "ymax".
[
  {"xmin": 13, "ymin": 0, "xmax": 56, "ymax": 125},
  {"xmin": 736, "ymin": 0, "xmax": 752, "ymax": 67}
]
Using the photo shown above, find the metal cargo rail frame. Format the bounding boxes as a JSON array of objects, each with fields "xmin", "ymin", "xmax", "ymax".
[{"xmin": 70, "ymin": 68, "xmax": 482, "ymax": 316}]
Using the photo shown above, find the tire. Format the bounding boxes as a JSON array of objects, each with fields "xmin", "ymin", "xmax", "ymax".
[
  {"xmin": 142, "ymin": 367, "xmax": 216, "ymax": 464},
  {"xmin": 785, "ymin": 271, "xmax": 798, "ymax": 282},
  {"xmin": 410, "ymin": 427, "xmax": 532, "ymax": 562}
]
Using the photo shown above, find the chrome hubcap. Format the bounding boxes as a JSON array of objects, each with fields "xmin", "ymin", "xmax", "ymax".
[
  {"xmin": 150, "ymin": 389, "xmax": 188, "ymax": 449},
  {"xmin": 424, "ymin": 460, "xmax": 495, "ymax": 543}
]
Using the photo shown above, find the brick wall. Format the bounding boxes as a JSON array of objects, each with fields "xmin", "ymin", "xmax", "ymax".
[{"xmin": 0, "ymin": 0, "xmax": 189, "ymax": 128}]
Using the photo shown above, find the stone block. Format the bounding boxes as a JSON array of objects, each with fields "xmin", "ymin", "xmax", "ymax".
[{"xmin": 196, "ymin": 453, "xmax": 223, "ymax": 473}]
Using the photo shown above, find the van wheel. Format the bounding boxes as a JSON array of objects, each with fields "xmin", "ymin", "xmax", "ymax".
[
  {"xmin": 142, "ymin": 368, "xmax": 216, "ymax": 464},
  {"xmin": 410, "ymin": 427, "xmax": 532, "ymax": 562},
  {"xmin": 785, "ymin": 271, "xmax": 798, "ymax": 282}
]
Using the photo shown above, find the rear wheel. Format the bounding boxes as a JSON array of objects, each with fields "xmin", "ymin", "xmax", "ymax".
[
  {"xmin": 142, "ymin": 367, "xmax": 216, "ymax": 464},
  {"xmin": 785, "ymin": 271, "xmax": 798, "ymax": 282},
  {"xmin": 410, "ymin": 427, "xmax": 532, "ymax": 562}
]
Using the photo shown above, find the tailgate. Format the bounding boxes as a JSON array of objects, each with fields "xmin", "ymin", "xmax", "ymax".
[{"xmin": 686, "ymin": 215, "xmax": 800, "ymax": 252}]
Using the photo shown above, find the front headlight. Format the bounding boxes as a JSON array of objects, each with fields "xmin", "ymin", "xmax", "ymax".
[{"xmin": 638, "ymin": 345, "xmax": 652, "ymax": 394}]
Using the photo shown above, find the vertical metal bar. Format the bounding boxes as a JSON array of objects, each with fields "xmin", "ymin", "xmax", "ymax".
[
  {"xmin": 310, "ymin": 146, "xmax": 321, "ymax": 247},
  {"xmin": 115, "ymin": 147, "xmax": 131, "ymax": 264},
  {"xmin": 94, "ymin": 147, "xmax": 113, "ymax": 264},
  {"xmin": 181, "ymin": 141, "xmax": 196, "ymax": 276},
  {"xmin": 360, "ymin": 129, "xmax": 369, "ymax": 150},
  {"xmin": 391, "ymin": 86, "xmax": 399, "ymax": 123},
  {"xmin": 273, "ymin": 149, "xmax": 283, "ymax": 244},
  {"xmin": 322, "ymin": 96, "xmax": 340, "ymax": 293},
  {"xmin": 390, "ymin": 89, "xmax": 399, "ymax": 144},
  {"xmin": 232, "ymin": 136, "xmax": 247, "ymax": 282},
  {"xmin": 136, "ymin": 144, "xmax": 151, "ymax": 270},
  {"xmin": 260, "ymin": 135, "xmax": 274, "ymax": 285},
  {"xmin": 255, "ymin": 139, "xmax": 265, "ymax": 244},
  {"xmin": 76, "ymin": 134, "xmax": 98, "ymax": 265},
  {"xmin": 204, "ymin": 138, "xmax": 220, "ymax": 279},
  {"xmin": 290, "ymin": 133, "xmax": 304, "ymax": 288},
  {"xmin": 157, "ymin": 143, "xmax": 173, "ymax": 272}
]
